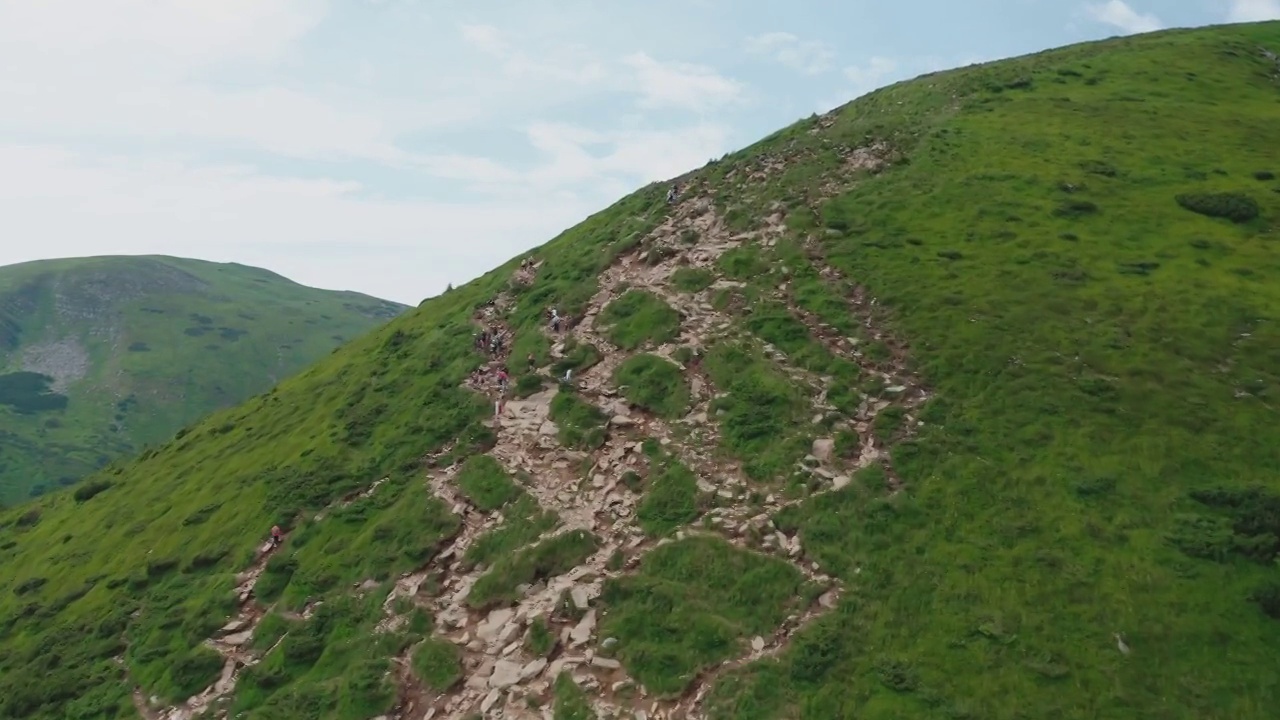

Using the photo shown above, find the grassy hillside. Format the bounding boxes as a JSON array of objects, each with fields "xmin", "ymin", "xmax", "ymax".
[
  {"xmin": 2, "ymin": 21, "xmax": 1280, "ymax": 720},
  {"xmin": 0, "ymin": 255, "xmax": 406, "ymax": 504}
]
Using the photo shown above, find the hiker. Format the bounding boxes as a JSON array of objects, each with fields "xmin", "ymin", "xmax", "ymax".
[
  {"xmin": 550, "ymin": 309, "xmax": 561, "ymax": 333},
  {"xmin": 270, "ymin": 525, "xmax": 283, "ymax": 548},
  {"xmin": 497, "ymin": 367, "xmax": 510, "ymax": 394},
  {"xmin": 667, "ymin": 183, "xmax": 678, "ymax": 204},
  {"xmin": 527, "ymin": 352, "xmax": 536, "ymax": 372}
]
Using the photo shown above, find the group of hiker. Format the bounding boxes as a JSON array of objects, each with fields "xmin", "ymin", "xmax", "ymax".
[{"xmin": 475, "ymin": 325, "xmax": 506, "ymax": 356}]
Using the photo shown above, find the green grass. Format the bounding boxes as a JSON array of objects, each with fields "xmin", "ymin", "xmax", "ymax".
[
  {"xmin": 703, "ymin": 340, "xmax": 813, "ymax": 482},
  {"xmin": 703, "ymin": 21, "xmax": 1280, "ymax": 720},
  {"xmin": 552, "ymin": 672, "xmax": 595, "ymax": 720},
  {"xmin": 258, "ymin": 475, "xmax": 461, "ymax": 610},
  {"xmin": 598, "ymin": 536, "xmax": 806, "ymax": 696},
  {"xmin": 549, "ymin": 389, "xmax": 608, "ymax": 450},
  {"xmin": 635, "ymin": 452, "xmax": 703, "ymax": 536},
  {"xmin": 614, "ymin": 353, "xmax": 691, "ymax": 419},
  {"xmin": 231, "ymin": 592, "xmax": 409, "ymax": 719},
  {"xmin": 598, "ymin": 289, "xmax": 682, "ymax": 349},
  {"xmin": 454, "ymin": 455, "xmax": 522, "ymax": 512},
  {"xmin": 464, "ymin": 495, "xmax": 560, "ymax": 570},
  {"xmin": 670, "ymin": 267, "xmax": 716, "ymax": 293},
  {"xmin": 524, "ymin": 616, "xmax": 556, "ymax": 657},
  {"xmin": 411, "ymin": 637, "xmax": 462, "ymax": 692},
  {"xmin": 0, "ymin": 255, "xmax": 406, "ymax": 505},
  {"xmin": 549, "ymin": 337, "xmax": 603, "ymax": 378},
  {"xmin": 2, "ymin": 20, "xmax": 1280, "ymax": 720},
  {"xmin": 466, "ymin": 529, "xmax": 600, "ymax": 610}
]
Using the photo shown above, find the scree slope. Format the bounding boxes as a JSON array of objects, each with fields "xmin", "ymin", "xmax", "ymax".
[
  {"xmin": 1, "ymin": 21, "xmax": 1279, "ymax": 720},
  {"xmin": 0, "ymin": 255, "xmax": 406, "ymax": 504}
]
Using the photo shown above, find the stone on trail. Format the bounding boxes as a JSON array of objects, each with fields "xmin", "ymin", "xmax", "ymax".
[
  {"xmin": 811, "ymin": 437, "xmax": 835, "ymax": 463},
  {"xmin": 489, "ymin": 659, "xmax": 523, "ymax": 689}
]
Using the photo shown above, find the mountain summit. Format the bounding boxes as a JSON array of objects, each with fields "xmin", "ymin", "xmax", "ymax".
[
  {"xmin": 1, "ymin": 21, "xmax": 1279, "ymax": 720},
  {"xmin": 0, "ymin": 255, "xmax": 406, "ymax": 504}
]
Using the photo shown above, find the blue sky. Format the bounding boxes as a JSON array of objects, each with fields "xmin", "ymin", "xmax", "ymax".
[{"xmin": 0, "ymin": 0, "xmax": 1276, "ymax": 304}]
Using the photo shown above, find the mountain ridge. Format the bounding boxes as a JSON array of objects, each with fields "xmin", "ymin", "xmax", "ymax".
[
  {"xmin": 0, "ymin": 254, "xmax": 407, "ymax": 503},
  {"xmin": 2, "ymin": 20, "xmax": 1280, "ymax": 720}
]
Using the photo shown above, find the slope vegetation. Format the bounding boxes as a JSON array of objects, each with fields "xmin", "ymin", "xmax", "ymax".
[
  {"xmin": 2, "ymin": 20, "xmax": 1280, "ymax": 720},
  {"xmin": 0, "ymin": 255, "xmax": 406, "ymax": 504}
]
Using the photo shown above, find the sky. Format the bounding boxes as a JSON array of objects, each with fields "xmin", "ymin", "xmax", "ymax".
[{"xmin": 1, "ymin": 1, "xmax": 1277, "ymax": 305}]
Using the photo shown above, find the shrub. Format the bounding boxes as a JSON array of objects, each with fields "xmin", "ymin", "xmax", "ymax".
[
  {"xmin": 1052, "ymin": 200, "xmax": 1099, "ymax": 218},
  {"xmin": 1251, "ymin": 582, "xmax": 1280, "ymax": 620},
  {"xmin": 73, "ymin": 480, "xmax": 113, "ymax": 503},
  {"xmin": 13, "ymin": 577, "xmax": 46, "ymax": 596},
  {"xmin": 0, "ymin": 372, "xmax": 68, "ymax": 413},
  {"xmin": 1080, "ymin": 160, "xmax": 1117, "ymax": 177},
  {"xmin": 1175, "ymin": 192, "xmax": 1260, "ymax": 223}
]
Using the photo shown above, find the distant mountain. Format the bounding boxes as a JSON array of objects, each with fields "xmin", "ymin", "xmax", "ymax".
[{"xmin": 0, "ymin": 255, "xmax": 407, "ymax": 503}]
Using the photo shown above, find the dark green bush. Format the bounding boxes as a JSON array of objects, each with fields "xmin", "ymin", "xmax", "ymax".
[
  {"xmin": 72, "ymin": 481, "xmax": 112, "ymax": 503},
  {"xmin": 1053, "ymin": 200, "xmax": 1099, "ymax": 218},
  {"xmin": 1251, "ymin": 581, "xmax": 1280, "ymax": 620},
  {"xmin": 1175, "ymin": 192, "xmax": 1260, "ymax": 223},
  {"xmin": 0, "ymin": 372, "xmax": 68, "ymax": 413}
]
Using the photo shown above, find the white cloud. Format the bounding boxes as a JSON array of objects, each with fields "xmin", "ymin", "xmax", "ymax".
[
  {"xmin": 1083, "ymin": 1, "xmax": 1163, "ymax": 35},
  {"xmin": 622, "ymin": 52, "xmax": 745, "ymax": 112},
  {"xmin": 0, "ymin": 1, "xmax": 746, "ymax": 304},
  {"xmin": 0, "ymin": 0, "xmax": 324, "ymax": 76},
  {"xmin": 843, "ymin": 57, "xmax": 900, "ymax": 93},
  {"xmin": 744, "ymin": 32, "xmax": 835, "ymax": 75},
  {"xmin": 400, "ymin": 121, "xmax": 729, "ymax": 196},
  {"xmin": 459, "ymin": 23, "xmax": 609, "ymax": 85},
  {"xmin": 1225, "ymin": 0, "xmax": 1280, "ymax": 22},
  {"xmin": 0, "ymin": 144, "xmax": 596, "ymax": 305},
  {"xmin": 460, "ymin": 23, "xmax": 509, "ymax": 56}
]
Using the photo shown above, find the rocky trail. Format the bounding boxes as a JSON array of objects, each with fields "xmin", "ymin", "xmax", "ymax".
[
  {"xmin": 371, "ymin": 166, "xmax": 921, "ymax": 718},
  {"xmin": 136, "ymin": 140, "xmax": 919, "ymax": 719}
]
